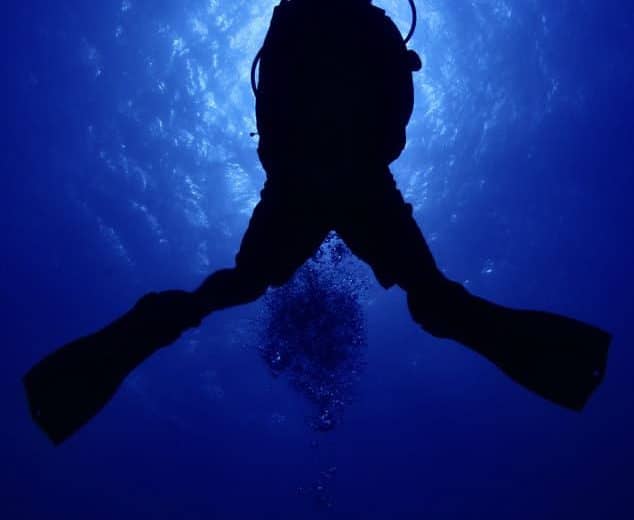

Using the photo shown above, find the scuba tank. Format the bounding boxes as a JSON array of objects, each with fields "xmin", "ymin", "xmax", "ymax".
[
  {"xmin": 253, "ymin": 0, "xmax": 423, "ymax": 167},
  {"xmin": 251, "ymin": 0, "xmax": 421, "ymax": 96}
]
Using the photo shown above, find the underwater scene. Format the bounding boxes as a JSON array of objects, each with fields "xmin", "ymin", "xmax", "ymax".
[{"xmin": 3, "ymin": 0, "xmax": 633, "ymax": 518}]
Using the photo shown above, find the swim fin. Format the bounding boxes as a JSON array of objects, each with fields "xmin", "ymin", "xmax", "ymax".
[
  {"xmin": 23, "ymin": 290, "xmax": 202, "ymax": 445},
  {"xmin": 453, "ymin": 296, "xmax": 611, "ymax": 411}
]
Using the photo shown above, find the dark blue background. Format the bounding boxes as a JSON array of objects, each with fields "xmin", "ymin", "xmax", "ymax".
[{"xmin": 2, "ymin": 0, "xmax": 633, "ymax": 518}]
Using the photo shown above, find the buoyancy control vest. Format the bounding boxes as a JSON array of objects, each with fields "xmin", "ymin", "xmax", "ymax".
[{"xmin": 254, "ymin": 0, "xmax": 422, "ymax": 171}]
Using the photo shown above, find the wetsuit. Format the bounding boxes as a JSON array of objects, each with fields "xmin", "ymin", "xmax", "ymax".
[{"xmin": 194, "ymin": 0, "xmax": 443, "ymax": 317}]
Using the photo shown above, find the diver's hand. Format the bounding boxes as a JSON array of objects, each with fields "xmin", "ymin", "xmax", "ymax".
[{"xmin": 129, "ymin": 290, "xmax": 205, "ymax": 348}]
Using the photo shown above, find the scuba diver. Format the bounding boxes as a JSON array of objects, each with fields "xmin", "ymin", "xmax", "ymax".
[{"xmin": 24, "ymin": 0, "xmax": 611, "ymax": 445}]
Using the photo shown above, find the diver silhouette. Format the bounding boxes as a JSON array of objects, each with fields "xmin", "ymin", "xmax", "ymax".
[{"xmin": 24, "ymin": 0, "xmax": 611, "ymax": 445}]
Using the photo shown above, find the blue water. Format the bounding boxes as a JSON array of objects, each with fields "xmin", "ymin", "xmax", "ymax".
[{"xmin": 3, "ymin": 0, "xmax": 633, "ymax": 518}]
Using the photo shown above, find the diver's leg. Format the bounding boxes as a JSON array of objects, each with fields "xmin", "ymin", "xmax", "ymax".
[
  {"xmin": 193, "ymin": 268, "xmax": 267, "ymax": 316},
  {"xmin": 337, "ymin": 167, "xmax": 610, "ymax": 410},
  {"xmin": 24, "ymin": 180, "xmax": 329, "ymax": 445},
  {"xmin": 194, "ymin": 180, "xmax": 330, "ymax": 319}
]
